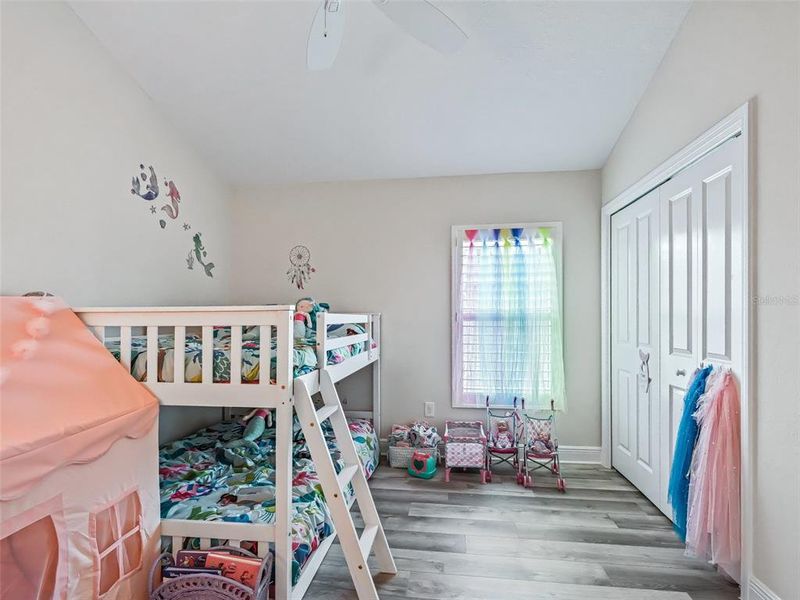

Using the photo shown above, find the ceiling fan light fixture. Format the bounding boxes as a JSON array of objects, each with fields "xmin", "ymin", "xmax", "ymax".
[
  {"xmin": 307, "ymin": 0, "xmax": 345, "ymax": 71},
  {"xmin": 306, "ymin": 0, "xmax": 467, "ymax": 71}
]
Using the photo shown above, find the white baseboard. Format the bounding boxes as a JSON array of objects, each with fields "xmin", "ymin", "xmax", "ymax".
[
  {"xmin": 558, "ymin": 445, "xmax": 602, "ymax": 464},
  {"xmin": 380, "ymin": 440, "xmax": 602, "ymax": 464},
  {"xmin": 749, "ymin": 576, "xmax": 782, "ymax": 600}
]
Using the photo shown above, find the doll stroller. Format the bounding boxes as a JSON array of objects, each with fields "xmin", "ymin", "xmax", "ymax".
[
  {"xmin": 484, "ymin": 396, "xmax": 524, "ymax": 483},
  {"xmin": 520, "ymin": 399, "xmax": 566, "ymax": 491}
]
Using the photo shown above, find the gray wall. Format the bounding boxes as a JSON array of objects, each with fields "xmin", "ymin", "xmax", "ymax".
[
  {"xmin": 1, "ymin": 2, "xmax": 233, "ymax": 442},
  {"xmin": 601, "ymin": 2, "xmax": 800, "ymax": 597},
  {"xmin": 231, "ymin": 171, "xmax": 602, "ymax": 448}
]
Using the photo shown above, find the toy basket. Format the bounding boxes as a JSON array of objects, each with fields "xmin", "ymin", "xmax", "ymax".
[
  {"xmin": 388, "ymin": 445, "xmax": 438, "ymax": 469},
  {"xmin": 149, "ymin": 545, "xmax": 272, "ymax": 600}
]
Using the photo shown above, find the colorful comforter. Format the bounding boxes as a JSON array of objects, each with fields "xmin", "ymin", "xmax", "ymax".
[
  {"xmin": 159, "ymin": 416, "xmax": 378, "ymax": 585},
  {"xmin": 105, "ymin": 324, "xmax": 371, "ymax": 383}
]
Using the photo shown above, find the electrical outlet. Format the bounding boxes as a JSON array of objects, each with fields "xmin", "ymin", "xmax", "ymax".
[{"xmin": 424, "ymin": 402, "xmax": 435, "ymax": 418}]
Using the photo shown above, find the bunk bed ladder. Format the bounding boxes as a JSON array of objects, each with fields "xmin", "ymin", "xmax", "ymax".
[{"xmin": 294, "ymin": 370, "xmax": 396, "ymax": 599}]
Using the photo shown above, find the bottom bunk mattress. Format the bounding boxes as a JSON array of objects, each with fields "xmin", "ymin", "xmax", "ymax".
[{"xmin": 158, "ymin": 415, "xmax": 378, "ymax": 585}]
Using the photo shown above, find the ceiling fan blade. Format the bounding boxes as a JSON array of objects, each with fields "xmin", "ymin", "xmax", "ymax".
[
  {"xmin": 307, "ymin": 0, "xmax": 346, "ymax": 71},
  {"xmin": 371, "ymin": 0, "xmax": 467, "ymax": 54}
]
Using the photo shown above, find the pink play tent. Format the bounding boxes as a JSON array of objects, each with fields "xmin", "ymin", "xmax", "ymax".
[{"xmin": 1, "ymin": 297, "xmax": 159, "ymax": 599}]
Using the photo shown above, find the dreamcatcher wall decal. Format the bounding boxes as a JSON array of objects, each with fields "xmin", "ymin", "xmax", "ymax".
[{"xmin": 287, "ymin": 245, "xmax": 315, "ymax": 289}]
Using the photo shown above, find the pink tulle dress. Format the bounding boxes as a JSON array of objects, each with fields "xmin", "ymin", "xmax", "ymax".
[{"xmin": 685, "ymin": 370, "xmax": 741, "ymax": 583}]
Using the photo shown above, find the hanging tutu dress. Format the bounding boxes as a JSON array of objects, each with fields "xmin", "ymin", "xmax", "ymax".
[
  {"xmin": 685, "ymin": 370, "xmax": 741, "ymax": 582},
  {"xmin": 668, "ymin": 364, "xmax": 713, "ymax": 541}
]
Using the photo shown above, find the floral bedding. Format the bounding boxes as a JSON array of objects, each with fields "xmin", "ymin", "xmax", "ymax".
[
  {"xmin": 105, "ymin": 323, "xmax": 371, "ymax": 383},
  {"xmin": 159, "ymin": 416, "xmax": 378, "ymax": 585}
]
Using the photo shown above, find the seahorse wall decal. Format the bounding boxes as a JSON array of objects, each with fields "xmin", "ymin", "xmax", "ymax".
[{"xmin": 191, "ymin": 232, "xmax": 215, "ymax": 278}]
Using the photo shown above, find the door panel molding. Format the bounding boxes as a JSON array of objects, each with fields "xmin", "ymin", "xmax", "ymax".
[
  {"xmin": 636, "ymin": 213, "xmax": 652, "ymax": 346},
  {"xmin": 667, "ymin": 189, "xmax": 694, "ymax": 356},
  {"xmin": 701, "ymin": 167, "xmax": 733, "ymax": 362}
]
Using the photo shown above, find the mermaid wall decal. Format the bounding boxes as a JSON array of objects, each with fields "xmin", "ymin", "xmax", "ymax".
[
  {"xmin": 191, "ymin": 233, "xmax": 215, "ymax": 278},
  {"xmin": 162, "ymin": 180, "xmax": 181, "ymax": 219},
  {"xmin": 130, "ymin": 165, "xmax": 159, "ymax": 201},
  {"xmin": 128, "ymin": 163, "xmax": 216, "ymax": 278}
]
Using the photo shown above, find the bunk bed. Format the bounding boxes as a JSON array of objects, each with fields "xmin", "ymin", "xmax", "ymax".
[{"xmin": 74, "ymin": 305, "xmax": 387, "ymax": 600}]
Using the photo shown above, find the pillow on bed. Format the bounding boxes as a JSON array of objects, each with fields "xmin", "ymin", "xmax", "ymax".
[{"xmin": 326, "ymin": 323, "xmax": 367, "ymax": 338}]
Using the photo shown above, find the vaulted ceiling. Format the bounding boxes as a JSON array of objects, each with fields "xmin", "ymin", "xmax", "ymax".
[{"xmin": 70, "ymin": 1, "xmax": 690, "ymax": 185}]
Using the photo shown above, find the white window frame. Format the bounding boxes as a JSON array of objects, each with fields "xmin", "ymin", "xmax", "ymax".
[{"xmin": 451, "ymin": 221, "xmax": 564, "ymax": 409}]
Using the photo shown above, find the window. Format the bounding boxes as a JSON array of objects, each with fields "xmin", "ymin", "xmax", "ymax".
[
  {"xmin": 1, "ymin": 510, "xmax": 61, "ymax": 600},
  {"xmin": 90, "ymin": 490, "xmax": 143, "ymax": 596},
  {"xmin": 452, "ymin": 224, "xmax": 566, "ymax": 409}
]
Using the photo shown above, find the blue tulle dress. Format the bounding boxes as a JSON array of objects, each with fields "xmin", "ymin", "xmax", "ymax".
[{"xmin": 668, "ymin": 364, "xmax": 713, "ymax": 541}]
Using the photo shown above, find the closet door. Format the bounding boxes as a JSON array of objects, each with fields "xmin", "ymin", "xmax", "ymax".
[
  {"xmin": 659, "ymin": 137, "xmax": 745, "ymax": 513},
  {"xmin": 610, "ymin": 189, "xmax": 661, "ymax": 505}
]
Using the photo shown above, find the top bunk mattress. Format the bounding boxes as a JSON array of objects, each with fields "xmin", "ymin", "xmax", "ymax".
[
  {"xmin": 0, "ymin": 297, "xmax": 158, "ymax": 501},
  {"xmin": 104, "ymin": 323, "xmax": 373, "ymax": 383}
]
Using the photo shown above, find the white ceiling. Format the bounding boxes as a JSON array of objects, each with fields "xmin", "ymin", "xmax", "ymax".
[{"xmin": 70, "ymin": 1, "xmax": 690, "ymax": 185}]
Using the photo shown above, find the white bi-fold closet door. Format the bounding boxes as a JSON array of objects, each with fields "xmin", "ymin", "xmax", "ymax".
[
  {"xmin": 611, "ymin": 188, "xmax": 661, "ymax": 503},
  {"xmin": 611, "ymin": 136, "xmax": 745, "ymax": 517}
]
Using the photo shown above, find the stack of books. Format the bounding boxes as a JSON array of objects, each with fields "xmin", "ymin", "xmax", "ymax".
[{"xmin": 163, "ymin": 549, "xmax": 263, "ymax": 590}]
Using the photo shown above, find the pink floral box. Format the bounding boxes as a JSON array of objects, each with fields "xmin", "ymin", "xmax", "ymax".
[{"xmin": 444, "ymin": 421, "xmax": 487, "ymax": 469}]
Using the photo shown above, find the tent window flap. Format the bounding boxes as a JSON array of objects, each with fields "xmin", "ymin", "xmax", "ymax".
[{"xmin": 90, "ymin": 490, "xmax": 143, "ymax": 597}]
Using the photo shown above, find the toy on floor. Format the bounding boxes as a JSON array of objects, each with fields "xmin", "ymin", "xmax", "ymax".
[
  {"xmin": 388, "ymin": 424, "xmax": 412, "ymax": 447},
  {"xmin": 388, "ymin": 421, "xmax": 441, "ymax": 469},
  {"xmin": 443, "ymin": 420, "xmax": 487, "ymax": 484},
  {"xmin": 407, "ymin": 450, "xmax": 437, "ymax": 479},
  {"xmin": 485, "ymin": 396, "xmax": 524, "ymax": 483},
  {"xmin": 519, "ymin": 400, "xmax": 566, "ymax": 492},
  {"xmin": 408, "ymin": 420, "xmax": 441, "ymax": 448}
]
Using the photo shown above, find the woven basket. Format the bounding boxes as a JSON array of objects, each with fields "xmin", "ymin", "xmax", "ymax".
[
  {"xmin": 149, "ymin": 546, "xmax": 271, "ymax": 600},
  {"xmin": 388, "ymin": 445, "xmax": 438, "ymax": 469}
]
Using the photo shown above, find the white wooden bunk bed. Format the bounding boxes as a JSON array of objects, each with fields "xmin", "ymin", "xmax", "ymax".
[{"xmin": 74, "ymin": 305, "xmax": 395, "ymax": 600}]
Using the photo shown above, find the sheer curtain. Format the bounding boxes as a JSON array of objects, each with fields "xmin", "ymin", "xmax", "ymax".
[{"xmin": 455, "ymin": 226, "xmax": 566, "ymax": 410}]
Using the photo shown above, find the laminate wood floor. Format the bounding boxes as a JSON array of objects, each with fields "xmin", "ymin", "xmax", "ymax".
[{"xmin": 305, "ymin": 462, "xmax": 740, "ymax": 600}]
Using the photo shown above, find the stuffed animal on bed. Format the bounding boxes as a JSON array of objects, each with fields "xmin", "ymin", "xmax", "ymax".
[
  {"xmin": 293, "ymin": 298, "xmax": 330, "ymax": 341},
  {"xmin": 218, "ymin": 409, "xmax": 273, "ymax": 466},
  {"xmin": 293, "ymin": 299, "xmax": 313, "ymax": 340}
]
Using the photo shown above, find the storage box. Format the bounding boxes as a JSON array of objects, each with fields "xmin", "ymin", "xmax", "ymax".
[{"xmin": 388, "ymin": 445, "xmax": 438, "ymax": 469}]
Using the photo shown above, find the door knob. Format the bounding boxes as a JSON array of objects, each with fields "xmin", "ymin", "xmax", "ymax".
[{"xmin": 676, "ymin": 369, "xmax": 686, "ymax": 376}]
